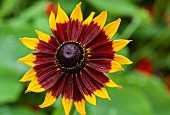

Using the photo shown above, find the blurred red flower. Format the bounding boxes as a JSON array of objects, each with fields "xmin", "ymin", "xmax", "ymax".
[
  {"xmin": 136, "ymin": 57, "xmax": 153, "ymax": 75},
  {"xmin": 45, "ymin": 2, "xmax": 57, "ymax": 15}
]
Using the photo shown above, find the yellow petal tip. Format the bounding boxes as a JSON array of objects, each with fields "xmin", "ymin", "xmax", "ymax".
[
  {"xmin": 109, "ymin": 61, "xmax": 124, "ymax": 73},
  {"xmin": 17, "ymin": 58, "xmax": 21, "ymax": 62},
  {"xmin": 78, "ymin": 2, "xmax": 82, "ymax": 5},
  {"xmin": 25, "ymin": 90, "xmax": 31, "ymax": 94},
  {"xmin": 35, "ymin": 30, "xmax": 41, "ymax": 35},
  {"xmin": 107, "ymin": 97, "xmax": 111, "ymax": 100},
  {"xmin": 118, "ymin": 85, "xmax": 123, "ymax": 90},
  {"xmin": 19, "ymin": 79, "xmax": 24, "ymax": 82},
  {"xmin": 84, "ymin": 94, "xmax": 96, "ymax": 105},
  {"xmin": 113, "ymin": 40, "xmax": 133, "ymax": 52},
  {"xmin": 38, "ymin": 105, "xmax": 43, "ymax": 108},
  {"xmin": 105, "ymin": 79, "xmax": 118, "ymax": 88},
  {"xmin": 93, "ymin": 10, "xmax": 107, "ymax": 28},
  {"xmin": 17, "ymin": 58, "xmax": 25, "ymax": 63}
]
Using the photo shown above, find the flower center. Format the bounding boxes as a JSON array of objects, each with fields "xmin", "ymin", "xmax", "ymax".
[{"xmin": 56, "ymin": 42, "xmax": 87, "ymax": 73}]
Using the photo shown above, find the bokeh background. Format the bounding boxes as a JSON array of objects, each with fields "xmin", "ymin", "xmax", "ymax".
[{"xmin": 0, "ymin": 0, "xmax": 170, "ymax": 115}]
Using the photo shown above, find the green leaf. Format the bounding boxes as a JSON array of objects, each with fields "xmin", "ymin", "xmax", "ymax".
[
  {"xmin": 0, "ymin": 0, "xmax": 22, "ymax": 18},
  {"xmin": 86, "ymin": 86, "xmax": 153, "ymax": 115},
  {"xmin": 112, "ymin": 71, "xmax": 170, "ymax": 115},
  {"xmin": 86, "ymin": 0, "xmax": 138, "ymax": 16},
  {"xmin": 0, "ymin": 67, "xmax": 23, "ymax": 105},
  {"xmin": 0, "ymin": 106, "xmax": 47, "ymax": 115}
]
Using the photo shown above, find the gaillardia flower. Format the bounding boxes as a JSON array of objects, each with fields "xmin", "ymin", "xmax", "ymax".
[{"xmin": 18, "ymin": 3, "xmax": 132, "ymax": 115}]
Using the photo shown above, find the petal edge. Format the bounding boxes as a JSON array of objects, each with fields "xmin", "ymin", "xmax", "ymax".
[
  {"xmin": 114, "ymin": 54, "xmax": 133, "ymax": 65},
  {"xmin": 70, "ymin": 2, "xmax": 83, "ymax": 21},
  {"xmin": 103, "ymin": 18, "xmax": 121, "ymax": 39}
]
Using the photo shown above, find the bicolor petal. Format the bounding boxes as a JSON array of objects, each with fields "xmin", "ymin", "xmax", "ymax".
[
  {"xmin": 56, "ymin": 3, "xmax": 69, "ymax": 24},
  {"xmin": 81, "ymin": 11, "xmax": 107, "ymax": 45},
  {"xmin": 25, "ymin": 77, "xmax": 45, "ymax": 93},
  {"xmin": 83, "ymin": 12, "xmax": 95, "ymax": 25},
  {"xmin": 35, "ymin": 30, "xmax": 51, "ymax": 43},
  {"xmin": 19, "ymin": 38, "xmax": 39, "ymax": 50},
  {"xmin": 62, "ymin": 97, "xmax": 73, "ymax": 115},
  {"xmin": 94, "ymin": 87, "xmax": 111, "ymax": 100},
  {"xmin": 93, "ymin": 10, "xmax": 107, "ymax": 29},
  {"xmin": 70, "ymin": 2, "xmax": 83, "ymax": 21},
  {"xmin": 40, "ymin": 75, "xmax": 66, "ymax": 108},
  {"xmin": 84, "ymin": 94, "xmax": 96, "ymax": 106},
  {"xmin": 49, "ymin": 11, "xmax": 57, "ymax": 30},
  {"xmin": 18, "ymin": 54, "xmax": 36, "ymax": 66},
  {"xmin": 74, "ymin": 99, "xmax": 86, "ymax": 115},
  {"xmin": 76, "ymin": 74, "xmax": 96, "ymax": 105},
  {"xmin": 109, "ymin": 60, "xmax": 124, "ymax": 73}
]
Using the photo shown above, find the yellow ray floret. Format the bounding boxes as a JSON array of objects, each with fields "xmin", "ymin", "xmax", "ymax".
[
  {"xmin": 56, "ymin": 3, "xmax": 69, "ymax": 24},
  {"xmin": 109, "ymin": 60, "xmax": 124, "ymax": 73},
  {"xmin": 83, "ymin": 12, "xmax": 95, "ymax": 25},
  {"xmin": 25, "ymin": 77, "xmax": 45, "ymax": 93},
  {"xmin": 103, "ymin": 18, "xmax": 121, "ymax": 39},
  {"xmin": 20, "ymin": 68, "xmax": 36, "ymax": 82},
  {"xmin": 94, "ymin": 87, "xmax": 111, "ymax": 100},
  {"xmin": 39, "ymin": 91, "xmax": 56, "ymax": 108},
  {"xmin": 105, "ymin": 79, "xmax": 119, "ymax": 88},
  {"xmin": 17, "ymin": 54, "xmax": 36, "ymax": 66},
  {"xmin": 35, "ymin": 30, "xmax": 51, "ymax": 43},
  {"xmin": 93, "ymin": 10, "xmax": 107, "ymax": 29},
  {"xmin": 19, "ymin": 38, "xmax": 39, "ymax": 50},
  {"xmin": 70, "ymin": 2, "xmax": 83, "ymax": 21},
  {"xmin": 62, "ymin": 97, "xmax": 73, "ymax": 115},
  {"xmin": 74, "ymin": 99, "xmax": 86, "ymax": 115},
  {"xmin": 49, "ymin": 11, "xmax": 57, "ymax": 30},
  {"xmin": 112, "ymin": 40, "xmax": 132, "ymax": 52},
  {"xmin": 84, "ymin": 94, "xmax": 96, "ymax": 105},
  {"xmin": 114, "ymin": 54, "xmax": 133, "ymax": 65}
]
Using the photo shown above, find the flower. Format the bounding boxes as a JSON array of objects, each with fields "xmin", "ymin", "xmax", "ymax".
[{"xmin": 18, "ymin": 2, "xmax": 132, "ymax": 115}]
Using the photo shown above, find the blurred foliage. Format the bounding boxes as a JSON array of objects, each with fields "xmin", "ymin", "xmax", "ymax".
[{"xmin": 0, "ymin": 0, "xmax": 170, "ymax": 115}]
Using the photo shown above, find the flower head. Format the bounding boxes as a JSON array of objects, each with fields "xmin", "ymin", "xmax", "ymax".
[{"xmin": 18, "ymin": 2, "xmax": 132, "ymax": 115}]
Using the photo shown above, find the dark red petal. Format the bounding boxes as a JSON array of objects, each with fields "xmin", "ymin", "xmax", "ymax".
[
  {"xmin": 73, "ymin": 75, "xmax": 85, "ymax": 102},
  {"xmin": 80, "ymin": 21, "xmax": 101, "ymax": 45},
  {"xmin": 81, "ymin": 69, "xmax": 104, "ymax": 92},
  {"xmin": 76, "ymin": 74, "xmax": 92, "ymax": 96},
  {"xmin": 62, "ymin": 74, "xmax": 73, "ymax": 99},
  {"xmin": 53, "ymin": 23, "xmax": 68, "ymax": 43},
  {"xmin": 87, "ymin": 58, "xmax": 112, "ymax": 73},
  {"xmin": 67, "ymin": 20, "xmax": 82, "ymax": 41},
  {"xmin": 36, "ymin": 40, "xmax": 57, "ymax": 54},
  {"xmin": 89, "ymin": 52, "xmax": 114, "ymax": 60},
  {"xmin": 90, "ymin": 41, "xmax": 113, "ymax": 53},
  {"xmin": 34, "ymin": 62, "xmax": 55, "ymax": 73},
  {"xmin": 33, "ymin": 52, "xmax": 55, "ymax": 65},
  {"xmin": 85, "ymin": 66, "xmax": 110, "ymax": 85},
  {"xmin": 49, "ymin": 74, "xmax": 66, "ymax": 98},
  {"xmin": 88, "ymin": 41, "xmax": 114, "ymax": 59},
  {"xmin": 48, "ymin": 36, "xmax": 60, "ymax": 48},
  {"xmin": 77, "ymin": 24, "xmax": 87, "ymax": 42},
  {"xmin": 86, "ymin": 30, "xmax": 108, "ymax": 49},
  {"xmin": 36, "ymin": 65, "xmax": 62, "ymax": 90}
]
